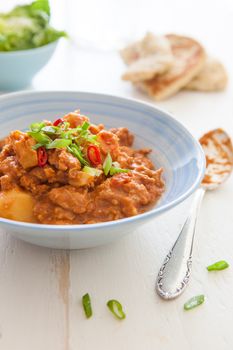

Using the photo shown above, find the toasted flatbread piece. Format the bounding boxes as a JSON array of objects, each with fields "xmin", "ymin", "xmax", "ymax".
[
  {"xmin": 185, "ymin": 57, "xmax": 228, "ymax": 91},
  {"xmin": 122, "ymin": 52, "xmax": 173, "ymax": 82},
  {"xmin": 120, "ymin": 32, "xmax": 172, "ymax": 65},
  {"xmin": 136, "ymin": 34, "xmax": 206, "ymax": 101}
]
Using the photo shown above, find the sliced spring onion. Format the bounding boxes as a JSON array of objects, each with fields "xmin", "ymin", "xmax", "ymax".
[
  {"xmin": 82, "ymin": 293, "xmax": 92, "ymax": 318},
  {"xmin": 103, "ymin": 153, "xmax": 112, "ymax": 176},
  {"xmin": 109, "ymin": 167, "xmax": 129, "ymax": 176},
  {"xmin": 29, "ymin": 122, "xmax": 46, "ymax": 132},
  {"xmin": 85, "ymin": 134, "xmax": 99, "ymax": 145},
  {"xmin": 112, "ymin": 161, "xmax": 120, "ymax": 168},
  {"xmin": 67, "ymin": 144, "xmax": 89, "ymax": 166},
  {"xmin": 107, "ymin": 299, "xmax": 126, "ymax": 320},
  {"xmin": 83, "ymin": 166, "xmax": 102, "ymax": 177},
  {"xmin": 28, "ymin": 117, "xmax": 99, "ymax": 164},
  {"xmin": 32, "ymin": 143, "xmax": 44, "ymax": 150},
  {"xmin": 81, "ymin": 121, "xmax": 90, "ymax": 131},
  {"xmin": 41, "ymin": 126, "xmax": 59, "ymax": 134},
  {"xmin": 46, "ymin": 138, "xmax": 72, "ymax": 149},
  {"xmin": 184, "ymin": 295, "xmax": 205, "ymax": 311},
  {"xmin": 207, "ymin": 260, "xmax": 229, "ymax": 271},
  {"xmin": 28, "ymin": 131, "xmax": 51, "ymax": 145}
]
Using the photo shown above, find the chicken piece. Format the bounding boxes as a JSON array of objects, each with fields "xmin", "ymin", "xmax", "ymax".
[
  {"xmin": 91, "ymin": 170, "xmax": 164, "ymax": 222},
  {"xmin": 20, "ymin": 174, "xmax": 49, "ymax": 195},
  {"xmin": 89, "ymin": 123, "xmax": 104, "ymax": 135},
  {"xmin": 48, "ymin": 185, "xmax": 90, "ymax": 214},
  {"xmin": 30, "ymin": 165, "xmax": 55, "ymax": 182},
  {"xmin": 68, "ymin": 168, "xmax": 95, "ymax": 188},
  {"xmin": 48, "ymin": 149, "xmax": 81, "ymax": 171},
  {"xmin": 109, "ymin": 127, "xmax": 134, "ymax": 147},
  {"xmin": 30, "ymin": 165, "xmax": 67, "ymax": 185},
  {"xmin": 0, "ymin": 155, "xmax": 25, "ymax": 179},
  {"xmin": 0, "ymin": 143, "xmax": 14, "ymax": 162},
  {"xmin": 0, "ymin": 175, "xmax": 17, "ymax": 191},
  {"xmin": 33, "ymin": 197, "xmax": 76, "ymax": 224},
  {"xmin": 63, "ymin": 110, "xmax": 89, "ymax": 128},
  {"xmin": 97, "ymin": 130, "xmax": 119, "ymax": 159},
  {"xmin": 0, "ymin": 138, "xmax": 6, "ymax": 151}
]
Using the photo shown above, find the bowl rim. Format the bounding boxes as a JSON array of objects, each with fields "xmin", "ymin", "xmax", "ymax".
[
  {"xmin": 0, "ymin": 40, "xmax": 58, "ymax": 56},
  {"xmin": 0, "ymin": 90, "xmax": 206, "ymax": 231}
]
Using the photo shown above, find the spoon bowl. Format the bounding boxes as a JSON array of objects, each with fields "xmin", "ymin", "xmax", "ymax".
[{"xmin": 200, "ymin": 128, "xmax": 233, "ymax": 190}]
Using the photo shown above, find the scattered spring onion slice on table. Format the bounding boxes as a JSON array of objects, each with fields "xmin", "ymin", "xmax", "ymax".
[
  {"xmin": 184, "ymin": 295, "xmax": 205, "ymax": 311},
  {"xmin": 82, "ymin": 293, "xmax": 92, "ymax": 318},
  {"xmin": 207, "ymin": 260, "xmax": 229, "ymax": 271},
  {"xmin": 107, "ymin": 299, "xmax": 126, "ymax": 320}
]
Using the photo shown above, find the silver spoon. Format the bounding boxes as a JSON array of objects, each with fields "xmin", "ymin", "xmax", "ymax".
[{"xmin": 156, "ymin": 128, "xmax": 233, "ymax": 300}]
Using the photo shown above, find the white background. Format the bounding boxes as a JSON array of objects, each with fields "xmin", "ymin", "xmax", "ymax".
[{"xmin": 0, "ymin": 0, "xmax": 233, "ymax": 349}]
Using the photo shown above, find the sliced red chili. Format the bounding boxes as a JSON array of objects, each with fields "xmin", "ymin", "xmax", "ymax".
[
  {"xmin": 37, "ymin": 146, "xmax": 48, "ymax": 167},
  {"xmin": 53, "ymin": 118, "xmax": 64, "ymax": 126},
  {"xmin": 87, "ymin": 145, "xmax": 101, "ymax": 166}
]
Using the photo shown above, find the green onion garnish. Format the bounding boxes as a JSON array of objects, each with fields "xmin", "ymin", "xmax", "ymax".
[
  {"xmin": 32, "ymin": 143, "xmax": 44, "ymax": 150},
  {"xmin": 46, "ymin": 138, "xmax": 72, "ymax": 149},
  {"xmin": 41, "ymin": 126, "xmax": 59, "ymax": 134},
  {"xmin": 67, "ymin": 144, "xmax": 89, "ymax": 166},
  {"xmin": 81, "ymin": 121, "xmax": 90, "ymax": 131},
  {"xmin": 83, "ymin": 166, "xmax": 102, "ymax": 177},
  {"xmin": 27, "ymin": 118, "xmax": 129, "ymax": 175},
  {"xmin": 184, "ymin": 295, "xmax": 205, "ymax": 311},
  {"xmin": 103, "ymin": 153, "xmax": 112, "ymax": 176},
  {"xmin": 207, "ymin": 260, "xmax": 229, "ymax": 271},
  {"xmin": 82, "ymin": 293, "xmax": 92, "ymax": 318},
  {"xmin": 28, "ymin": 131, "xmax": 51, "ymax": 144},
  {"xmin": 109, "ymin": 167, "xmax": 129, "ymax": 175},
  {"xmin": 29, "ymin": 122, "xmax": 46, "ymax": 132},
  {"xmin": 107, "ymin": 299, "xmax": 126, "ymax": 320}
]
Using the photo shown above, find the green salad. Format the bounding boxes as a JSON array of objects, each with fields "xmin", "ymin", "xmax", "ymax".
[{"xmin": 0, "ymin": 0, "xmax": 67, "ymax": 51}]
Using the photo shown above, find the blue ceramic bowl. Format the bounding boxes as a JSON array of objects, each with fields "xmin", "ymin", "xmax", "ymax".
[
  {"xmin": 0, "ymin": 41, "xmax": 58, "ymax": 91},
  {"xmin": 0, "ymin": 91, "xmax": 205, "ymax": 249}
]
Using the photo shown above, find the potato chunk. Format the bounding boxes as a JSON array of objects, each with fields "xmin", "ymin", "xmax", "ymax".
[{"xmin": 0, "ymin": 189, "xmax": 35, "ymax": 222}]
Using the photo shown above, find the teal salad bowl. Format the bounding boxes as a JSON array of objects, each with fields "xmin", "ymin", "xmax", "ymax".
[{"xmin": 0, "ymin": 41, "xmax": 58, "ymax": 90}]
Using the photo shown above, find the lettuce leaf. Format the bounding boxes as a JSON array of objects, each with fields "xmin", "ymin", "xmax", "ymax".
[
  {"xmin": 31, "ymin": 0, "xmax": 50, "ymax": 17},
  {"xmin": 0, "ymin": 0, "xmax": 66, "ymax": 51}
]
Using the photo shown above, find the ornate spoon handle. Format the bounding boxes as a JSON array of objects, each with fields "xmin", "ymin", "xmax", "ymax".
[{"xmin": 156, "ymin": 188, "xmax": 205, "ymax": 300}]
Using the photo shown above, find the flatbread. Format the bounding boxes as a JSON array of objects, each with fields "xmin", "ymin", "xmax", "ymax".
[
  {"xmin": 185, "ymin": 57, "xmax": 228, "ymax": 91},
  {"xmin": 120, "ymin": 32, "xmax": 172, "ymax": 65},
  {"xmin": 122, "ymin": 52, "xmax": 173, "ymax": 82},
  {"xmin": 135, "ymin": 34, "xmax": 206, "ymax": 101}
]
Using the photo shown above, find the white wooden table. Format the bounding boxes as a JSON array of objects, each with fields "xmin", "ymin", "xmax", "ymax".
[{"xmin": 0, "ymin": 0, "xmax": 233, "ymax": 349}]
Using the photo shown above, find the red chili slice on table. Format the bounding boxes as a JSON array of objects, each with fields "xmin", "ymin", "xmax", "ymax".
[
  {"xmin": 37, "ymin": 147, "xmax": 48, "ymax": 167},
  {"xmin": 53, "ymin": 118, "xmax": 64, "ymax": 126},
  {"xmin": 87, "ymin": 145, "xmax": 101, "ymax": 166}
]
